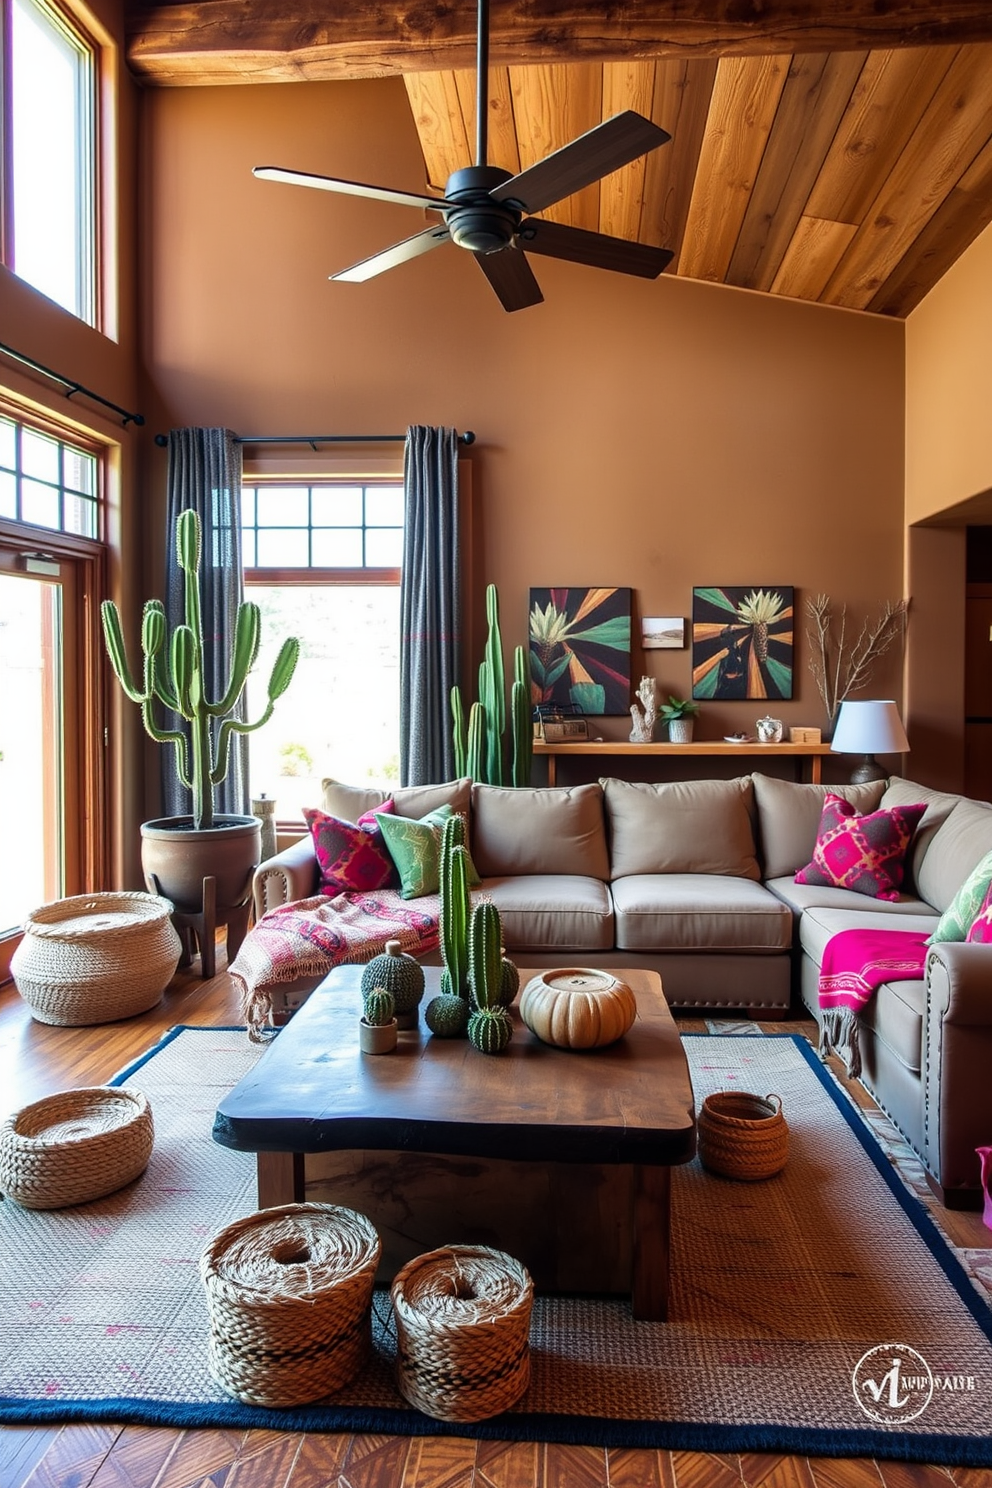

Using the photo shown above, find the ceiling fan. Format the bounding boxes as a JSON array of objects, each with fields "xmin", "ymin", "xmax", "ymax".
[{"xmin": 252, "ymin": 0, "xmax": 674, "ymax": 312}]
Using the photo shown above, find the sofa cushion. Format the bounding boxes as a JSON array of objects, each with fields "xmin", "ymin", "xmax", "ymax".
[
  {"xmin": 928, "ymin": 847, "xmax": 992, "ymax": 943},
  {"xmin": 794, "ymin": 794, "xmax": 925, "ymax": 902},
  {"xmin": 798, "ymin": 905, "xmax": 939, "ymax": 966},
  {"xmin": 304, "ymin": 801, "xmax": 396, "ymax": 895},
  {"xmin": 861, "ymin": 980, "xmax": 927, "ymax": 1075},
  {"xmin": 610, "ymin": 874, "xmax": 792, "ymax": 952},
  {"xmin": 471, "ymin": 784, "xmax": 609, "ymax": 880},
  {"xmin": 965, "ymin": 878, "xmax": 992, "ymax": 943},
  {"xmin": 752, "ymin": 774, "xmax": 885, "ymax": 879},
  {"xmin": 375, "ymin": 804, "xmax": 459, "ymax": 899},
  {"xmin": 321, "ymin": 777, "xmax": 472, "ymax": 824},
  {"xmin": 880, "ymin": 776, "xmax": 960, "ymax": 896},
  {"xmin": 914, "ymin": 797, "xmax": 992, "ymax": 915},
  {"xmin": 602, "ymin": 777, "xmax": 760, "ymax": 881},
  {"xmin": 765, "ymin": 876, "xmax": 934, "ymax": 918},
  {"xmin": 479, "ymin": 875, "xmax": 613, "ymax": 951}
]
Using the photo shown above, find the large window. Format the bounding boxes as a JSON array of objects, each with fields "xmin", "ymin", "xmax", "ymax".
[
  {"xmin": 1, "ymin": 0, "xmax": 97, "ymax": 323},
  {"xmin": 0, "ymin": 414, "xmax": 99, "ymax": 535},
  {"xmin": 242, "ymin": 481, "xmax": 403, "ymax": 821}
]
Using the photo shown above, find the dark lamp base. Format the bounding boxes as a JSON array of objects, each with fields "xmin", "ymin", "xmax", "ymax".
[{"xmin": 849, "ymin": 753, "xmax": 888, "ymax": 784}]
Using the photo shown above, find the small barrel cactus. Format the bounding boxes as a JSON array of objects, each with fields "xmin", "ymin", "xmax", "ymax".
[
  {"xmin": 468, "ymin": 1005, "xmax": 513, "ymax": 1054},
  {"xmin": 425, "ymin": 993, "xmax": 470, "ymax": 1038},
  {"xmin": 361, "ymin": 939, "xmax": 425, "ymax": 1026},
  {"xmin": 363, "ymin": 986, "xmax": 395, "ymax": 1028}
]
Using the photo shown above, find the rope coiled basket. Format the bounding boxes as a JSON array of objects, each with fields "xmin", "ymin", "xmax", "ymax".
[
  {"xmin": 200, "ymin": 1203, "xmax": 381, "ymax": 1407},
  {"xmin": 0, "ymin": 1087, "xmax": 154, "ymax": 1209},
  {"xmin": 698, "ymin": 1091, "xmax": 789, "ymax": 1180},
  {"xmin": 11, "ymin": 892, "xmax": 182, "ymax": 1026},
  {"xmin": 391, "ymin": 1244, "xmax": 534, "ymax": 1422}
]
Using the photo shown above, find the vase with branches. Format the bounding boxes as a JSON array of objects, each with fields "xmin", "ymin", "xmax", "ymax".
[{"xmin": 805, "ymin": 594, "xmax": 908, "ymax": 734}]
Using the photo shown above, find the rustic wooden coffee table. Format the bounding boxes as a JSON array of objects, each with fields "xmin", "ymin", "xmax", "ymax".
[{"xmin": 213, "ymin": 965, "xmax": 696, "ymax": 1320}]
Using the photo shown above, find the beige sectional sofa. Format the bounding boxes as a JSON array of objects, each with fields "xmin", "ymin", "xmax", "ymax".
[{"xmin": 252, "ymin": 771, "xmax": 992, "ymax": 1208}]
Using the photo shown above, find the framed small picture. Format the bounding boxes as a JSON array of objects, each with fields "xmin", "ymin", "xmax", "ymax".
[{"xmin": 642, "ymin": 617, "xmax": 684, "ymax": 650}]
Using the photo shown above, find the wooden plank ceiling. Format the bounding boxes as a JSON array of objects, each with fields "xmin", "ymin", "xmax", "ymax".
[{"xmin": 405, "ymin": 45, "xmax": 992, "ymax": 316}]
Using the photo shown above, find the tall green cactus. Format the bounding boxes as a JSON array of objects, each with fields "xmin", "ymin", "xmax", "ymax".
[
  {"xmin": 101, "ymin": 508, "xmax": 300, "ymax": 831},
  {"xmin": 450, "ymin": 584, "xmax": 533, "ymax": 788},
  {"xmin": 468, "ymin": 901, "xmax": 503, "ymax": 1011},
  {"xmin": 439, "ymin": 814, "xmax": 471, "ymax": 998}
]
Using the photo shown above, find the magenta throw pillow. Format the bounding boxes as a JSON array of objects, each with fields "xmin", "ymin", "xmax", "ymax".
[
  {"xmin": 794, "ymin": 793, "xmax": 925, "ymax": 902},
  {"xmin": 966, "ymin": 880, "xmax": 992, "ymax": 943},
  {"xmin": 304, "ymin": 799, "xmax": 396, "ymax": 895}
]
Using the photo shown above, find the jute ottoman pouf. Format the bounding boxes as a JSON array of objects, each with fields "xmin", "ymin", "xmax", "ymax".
[
  {"xmin": 11, "ymin": 892, "xmax": 182, "ymax": 1026},
  {"xmin": 391, "ymin": 1244, "xmax": 534, "ymax": 1422},
  {"xmin": 0, "ymin": 1087, "xmax": 154, "ymax": 1209},
  {"xmin": 200, "ymin": 1203, "xmax": 381, "ymax": 1407}
]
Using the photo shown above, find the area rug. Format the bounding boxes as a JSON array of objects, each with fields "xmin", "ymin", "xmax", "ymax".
[{"xmin": 1, "ymin": 1027, "xmax": 990, "ymax": 1469}]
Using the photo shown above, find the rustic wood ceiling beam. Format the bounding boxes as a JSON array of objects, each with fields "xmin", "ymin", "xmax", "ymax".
[{"xmin": 125, "ymin": 1, "xmax": 992, "ymax": 87}]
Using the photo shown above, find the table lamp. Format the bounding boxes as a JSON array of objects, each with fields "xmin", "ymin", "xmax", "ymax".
[{"xmin": 830, "ymin": 700, "xmax": 910, "ymax": 783}]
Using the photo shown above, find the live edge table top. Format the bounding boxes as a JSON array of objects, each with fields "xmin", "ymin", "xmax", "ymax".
[{"xmin": 214, "ymin": 966, "xmax": 697, "ymax": 1169}]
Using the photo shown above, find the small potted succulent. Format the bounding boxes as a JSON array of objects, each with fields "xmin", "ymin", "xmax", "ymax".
[
  {"xmin": 359, "ymin": 986, "xmax": 398, "ymax": 1054},
  {"xmin": 659, "ymin": 695, "xmax": 700, "ymax": 743}
]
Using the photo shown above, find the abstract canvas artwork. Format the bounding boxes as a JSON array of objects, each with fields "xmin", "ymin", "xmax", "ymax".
[
  {"xmin": 529, "ymin": 587, "xmax": 632, "ymax": 715},
  {"xmin": 692, "ymin": 586, "xmax": 794, "ymax": 700}
]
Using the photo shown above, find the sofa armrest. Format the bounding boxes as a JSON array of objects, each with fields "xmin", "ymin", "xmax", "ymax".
[
  {"xmin": 253, "ymin": 836, "xmax": 318, "ymax": 918},
  {"xmin": 922, "ymin": 942, "xmax": 992, "ymax": 1198}
]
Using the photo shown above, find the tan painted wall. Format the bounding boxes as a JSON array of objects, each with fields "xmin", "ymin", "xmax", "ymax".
[
  {"xmin": 140, "ymin": 75, "xmax": 907, "ymax": 771},
  {"xmin": 906, "ymin": 219, "xmax": 992, "ymax": 525}
]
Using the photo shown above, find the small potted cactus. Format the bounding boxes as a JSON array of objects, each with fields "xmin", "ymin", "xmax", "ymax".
[
  {"xmin": 359, "ymin": 986, "xmax": 397, "ymax": 1054},
  {"xmin": 467, "ymin": 902, "xmax": 513, "ymax": 1054}
]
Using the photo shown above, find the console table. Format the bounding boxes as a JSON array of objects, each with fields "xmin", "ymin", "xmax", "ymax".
[{"xmin": 534, "ymin": 740, "xmax": 833, "ymax": 786}]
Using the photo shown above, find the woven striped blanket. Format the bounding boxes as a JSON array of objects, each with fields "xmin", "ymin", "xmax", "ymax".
[
  {"xmin": 229, "ymin": 889, "xmax": 440, "ymax": 1040},
  {"xmin": 818, "ymin": 926, "xmax": 930, "ymax": 1076}
]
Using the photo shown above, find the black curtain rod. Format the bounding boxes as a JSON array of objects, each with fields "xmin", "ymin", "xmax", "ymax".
[
  {"xmin": 153, "ymin": 430, "xmax": 476, "ymax": 448},
  {"xmin": 0, "ymin": 340, "xmax": 144, "ymax": 428}
]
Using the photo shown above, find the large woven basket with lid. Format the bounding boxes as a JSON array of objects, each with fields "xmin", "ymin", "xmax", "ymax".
[{"xmin": 11, "ymin": 892, "xmax": 181, "ymax": 1025}]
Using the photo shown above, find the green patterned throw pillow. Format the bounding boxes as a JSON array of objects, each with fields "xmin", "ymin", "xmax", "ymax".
[
  {"xmin": 376, "ymin": 805, "xmax": 481, "ymax": 899},
  {"xmin": 928, "ymin": 847, "xmax": 992, "ymax": 943}
]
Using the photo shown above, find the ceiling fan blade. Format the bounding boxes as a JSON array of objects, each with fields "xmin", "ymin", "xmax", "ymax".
[
  {"xmin": 517, "ymin": 218, "xmax": 673, "ymax": 279},
  {"xmin": 331, "ymin": 225, "xmax": 452, "ymax": 282},
  {"xmin": 474, "ymin": 247, "xmax": 544, "ymax": 312},
  {"xmin": 491, "ymin": 112, "xmax": 671, "ymax": 215},
  {"xmin": 254, "ymin": 166, "xmax": 444, "ymax": 214}
]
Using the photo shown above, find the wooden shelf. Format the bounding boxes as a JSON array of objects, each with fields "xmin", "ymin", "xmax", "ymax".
[{"xmin": 532, "ymin": 740, "xmax": 832, "ymax": 786}]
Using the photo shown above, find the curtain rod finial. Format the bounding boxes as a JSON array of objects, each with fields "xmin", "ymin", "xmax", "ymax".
[{"xmin": 460, "ymin": 430, "xmax": 476, "ymax": 445}]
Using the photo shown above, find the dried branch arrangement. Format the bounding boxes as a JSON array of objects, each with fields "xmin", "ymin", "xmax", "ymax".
[{"xmin": 805, "ymin": 594, "xmax": 909, "ymax": 731}]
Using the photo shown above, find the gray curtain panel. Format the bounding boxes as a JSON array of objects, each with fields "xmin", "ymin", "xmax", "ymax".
[
  {"xmin": 400, "ymin": 426, "xmax": 461, "ymax": 786},
  {"xmin": 163, "ymin": 427, "xmax": 249, "ymax": 818}
]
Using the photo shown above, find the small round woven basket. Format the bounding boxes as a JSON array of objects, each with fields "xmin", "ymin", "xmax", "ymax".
[
  {"xmin": 200, "ymin": 1203, "xmax": 381, "ymax": 1407},
  {"xmin": 391, "ymin": 1244, "xmax": 534, "ymax": 1422},
  {"xmin": 698, "ymin": 1091, "xmax": 789, "ymax": 1181},
  {"xmin": 11, "ymin": 892, "xmax": 182, "ymax": 1026},
  {"xmin": 0, "ymin": 1087, "xmax": 154, "ymax": 1209}
]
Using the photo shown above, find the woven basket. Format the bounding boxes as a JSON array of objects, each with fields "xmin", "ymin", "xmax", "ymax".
[
  {"xmin": 200, "ymin": 1203, "xmax": 381, "ymax": 1407},
  {"xmin": 698, "ymin": 1091, "xmax": 789, "ymax": 1180},
  {"xmin": 391, "ymin": 1244, "xmax": 534, "ymax": 1422},
  {"xmin": 11, "ymin": 892, "xmax": 182, "ymax": 1026},
  {"xmin": 0, "ymin": 1087, "xmax": 154, "ymax": 1209}
]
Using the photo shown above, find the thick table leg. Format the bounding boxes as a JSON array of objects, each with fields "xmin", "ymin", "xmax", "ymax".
[
  {"xmin": 632, "ymin": 1164, "xmax": 671, "ymax": 1321},
  {"xmin": 257, "ymin": 1151, "xmax": 305, "ymax": 1209}
]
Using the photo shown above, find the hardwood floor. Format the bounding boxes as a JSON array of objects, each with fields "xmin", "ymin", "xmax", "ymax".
[{"xmin": 0, "ymin": 955, "xmax": 989, "ymax": 1488}]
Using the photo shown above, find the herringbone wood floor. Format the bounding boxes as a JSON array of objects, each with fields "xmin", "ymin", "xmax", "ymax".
[{"xmin": 0, "ymin": 953, "xmax": 989, "ymax": 1488}]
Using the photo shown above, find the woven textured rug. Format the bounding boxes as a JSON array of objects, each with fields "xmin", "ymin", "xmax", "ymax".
[{"xmin": 1, "ymin": 1026, "xmax": 990, "ymax": 1468}]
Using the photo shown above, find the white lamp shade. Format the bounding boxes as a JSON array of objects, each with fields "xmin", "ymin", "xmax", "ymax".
[{"xmin": 830, "ymin": 700, "xmax": 910, "ymax": 755}]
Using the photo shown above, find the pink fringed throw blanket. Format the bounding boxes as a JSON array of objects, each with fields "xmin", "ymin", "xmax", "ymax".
[
  {"xmin": 229, "ymin": 889, "xmax": 440, "ymax": 1040},
  {"xmin": 818, "ymin": 927, "xmax": 930, "ymax": 1077}
]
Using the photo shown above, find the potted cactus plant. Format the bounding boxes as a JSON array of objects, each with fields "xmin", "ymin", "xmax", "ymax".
[
  {"xmin": 360, "ymin": 986, "xmax": 398, "ymax": 1053},
  {"xmin": 101, "ymin": 509, "xmax": 300, "ymax": 969}
]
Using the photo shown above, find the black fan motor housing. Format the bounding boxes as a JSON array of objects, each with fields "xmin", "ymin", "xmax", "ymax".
[{"xmin": 444, "ymin": 165, "xmax": 522, "ymax": 254}]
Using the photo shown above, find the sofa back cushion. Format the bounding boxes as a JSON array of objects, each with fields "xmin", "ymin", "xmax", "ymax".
[
  {"xmin": 879, "ymin": 776, "xmax": 961, "ymax": 896},
  {"xmin": 470, "ymin": 783, "xmax": 610, "ymax": 880},
  {"xmin": 602, "ymin": 776, "xmax": 760, "ymax": 881},
  {"xmin": 752, "ymin": 774, "xmax": 886, "ymax": 879},
  {"xmin": 321, "ymin": 776, "xmax": 471, "ymax": 823},
  {"xmin": 913, "ymin": 796, "xmax": 992, "ymax": 913}
]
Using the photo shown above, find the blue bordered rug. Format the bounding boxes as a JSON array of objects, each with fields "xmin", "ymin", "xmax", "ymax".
[{"xmin": 0, "ymin": 1025, "xmax": 990, "ymax": 1468}]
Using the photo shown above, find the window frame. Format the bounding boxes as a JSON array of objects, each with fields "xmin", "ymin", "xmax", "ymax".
[{"xmin": 0, "ymin": 0, "xmax": 101, "ymax": 328}]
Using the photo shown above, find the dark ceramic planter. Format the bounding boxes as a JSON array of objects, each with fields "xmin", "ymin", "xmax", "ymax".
[{"xmin": 140, "ymin": 815, "xmax": 261, "ymax": 916}]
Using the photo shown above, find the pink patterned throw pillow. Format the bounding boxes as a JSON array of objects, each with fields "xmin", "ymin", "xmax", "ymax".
[
  {"xmin": 304, "ymin": 799, "xmax": 397, "ymax": 895},
  {"xmin": 794, "ymin": 793, "xmax": 926, "ymax": 902},
  {"xmin": 966, "ymin": 879, "xmax": 992, "ymax": 943}
]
